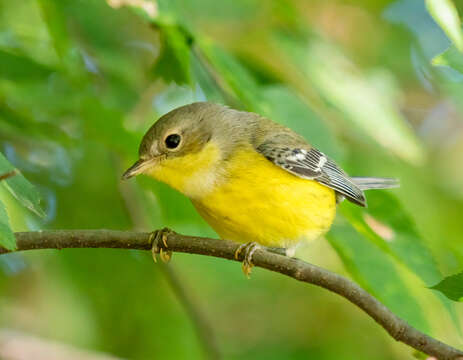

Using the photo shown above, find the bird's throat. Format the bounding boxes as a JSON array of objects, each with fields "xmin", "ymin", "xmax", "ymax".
[{"xmin": 146, "ymin": 142, "xmax": 223, "ymax": 198}]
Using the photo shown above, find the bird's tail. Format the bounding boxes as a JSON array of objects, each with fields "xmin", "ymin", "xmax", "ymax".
[{"xmin": 351, "ymin": 177, "xmax": 399, "ymax": 191}]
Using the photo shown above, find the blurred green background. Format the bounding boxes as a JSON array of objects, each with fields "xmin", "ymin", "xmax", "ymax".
[{"xmin": 1, "ymin": 0, "xmax": 463, "ymax": 359}]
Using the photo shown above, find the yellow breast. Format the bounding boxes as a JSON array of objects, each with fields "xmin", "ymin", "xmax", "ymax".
[
  {"xmin": 146, "ymin": 142, "xmax": 336, "ymax": 248},
  {"xmin": 190, "ymin": 148, "xmax": 337, "ymax": 248}
]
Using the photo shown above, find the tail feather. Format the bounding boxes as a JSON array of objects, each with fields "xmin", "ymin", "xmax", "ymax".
[{"xmin": 351, "ymin": 177, "xmax": 399, "ymax": 191}]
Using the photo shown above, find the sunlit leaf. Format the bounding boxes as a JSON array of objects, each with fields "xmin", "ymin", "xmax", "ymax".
[
  {"xmin": 106, "ymin": 0, "xmax": 159, "ymax": 21},
  {"xmin": 430, "ymin": 272, "xmax": 463, "ymax": 301},
  {"xmin": 0, "ymin": 199, "xmax": 16, "ymax": 250},
  {"xmin": 0, "ymin": 152, "xmax": 46, "ymax": 218},
  {"xmin": 327, "ymin": 221, "xmax": 428, "ymax": 332},
  {"xmin": 432, "ymin": 45, "xmax": 463, "ymax": 73},
  {"xmin": 426, "ymin": 0, "xmax": 463, "ymax": 52}
]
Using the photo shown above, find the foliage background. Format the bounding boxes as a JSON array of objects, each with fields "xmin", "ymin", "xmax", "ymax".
[{"xmin": 1, "ymin": 0, "xmax": 463, "ymax": 359}]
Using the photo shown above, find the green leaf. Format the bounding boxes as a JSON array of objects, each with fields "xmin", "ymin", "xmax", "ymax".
[
  {"xmin": 327, "ymin": 221, "xmax": 428, "ymax": 331},
  {"xmin": 260, "ymin": 85, "xmax": 344, "ymax": 160},
  {"xmin": 153, "ymin": 25, "xmax": 192, "ymax": 85},
  {"xmin": 339, "ymin": 192, "xmax": 460, "ymax": 329},
  {"xmin": 37, "ymin": 0, "xmax": 72, "ymax": 61},
  {"xmin": 426, "ymin": 0, "xmax": 463, "ymax": 52},
  {"xmin": 430, "ymin": 272, "xmax": 463, "ymax": 302},
  {"xmin": 432, "ymin": 45, "xmax": 463, "ymax": 73},
  {"xmin": 196, "ymin": 38, "xmax": 260, "ymax": 110},
  {"xmin": 340, "ymin": 192, "xmax": 441, "ymax": 285},
  {"xmin": 0, "ymin": 153, "xmax": 46, "ymax": 218},
  {"xmin": 191, "ymin": 52, "xmax": 227, "ymax": 103},
  {"xmin": 0, "ymin": 49, "xmax": 54, "ymax": 82},
  {"xmin": 0, "ymin": 199, "xmax": 16, "ymax": 250}
]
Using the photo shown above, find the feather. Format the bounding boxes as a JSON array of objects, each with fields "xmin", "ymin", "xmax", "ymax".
[
  {"xmin": 351, "ymin": 177, "xmax": 399, "ymax": 190},
  {"xmin": 257, "ymin": 144, "xmax": 367, "ymax": 207}
]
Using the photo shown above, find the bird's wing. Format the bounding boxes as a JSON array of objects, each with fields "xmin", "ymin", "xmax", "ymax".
[{"xmin": 256, "ymin": 140, "xmax": 366, "ymax": 207}]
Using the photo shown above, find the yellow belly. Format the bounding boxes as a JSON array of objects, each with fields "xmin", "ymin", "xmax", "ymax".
[{"xmin": 192, "ymin": 149, "xmax": 337, "ymax": 248}]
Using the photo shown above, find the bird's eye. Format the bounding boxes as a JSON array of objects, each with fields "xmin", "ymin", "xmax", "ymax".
[{"xmin": 165, "ymin": 134, "xmax": 181, "ymax": 149}]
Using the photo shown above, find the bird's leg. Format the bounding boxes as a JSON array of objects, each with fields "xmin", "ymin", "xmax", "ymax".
[
  {"xmin": 234, "ymin": 242, "xmax": 261, "ymax": 278},
  {"xmin": 149, "ymin": 228, "xmax": 173, "ymax": 263},
  {"xmin": 234, "ymin": 243, "xmax": 298, "ymax": 277}
]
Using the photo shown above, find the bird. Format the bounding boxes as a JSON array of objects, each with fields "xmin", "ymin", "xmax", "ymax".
[{"xmin": 122, "ymin": 102, "xmax": 398, "ymax": 275}]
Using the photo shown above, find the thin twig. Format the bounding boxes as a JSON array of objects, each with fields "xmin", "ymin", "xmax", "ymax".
[
  {"xmin": 4, "ymin": 230, "xmax": 463, "ymax": 360},
  {"xmin": 0, "ymin": 170, "xmax": 18, "ymax": 182}
]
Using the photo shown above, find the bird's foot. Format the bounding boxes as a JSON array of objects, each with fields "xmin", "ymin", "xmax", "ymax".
[
  {"xmin": 234, "ymin": 242, "xmax": 261, "ymax": 278},
  {"xmin": 149, "ymin": 228, "xmax": 173, "ymax": 263}
]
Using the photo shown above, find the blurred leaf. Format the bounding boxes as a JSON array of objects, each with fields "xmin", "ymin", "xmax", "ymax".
[
  {"xmin": 327, "ymin": 221, "xmax": 428, "ymax": 332},
  {"xmin": 0, "ymin": 102, "xmax": 71, "ymax": 143},
  {"xmin": 430, "ymin": 272, "xmax": 463, "ymax": 301},
  {"xmin": 37, "ymin": 0, "xmax": 71, "ymax": 61},
  {"xmin": 196, "ymin": 38, "xmax": 260, "ymax": 110},
  {"xmin": 153, "ymin": 25, "xmax": 192, "ymax": 85},
  {"xmin": 340, "ymin": 192, "xmax": 460, "ymax": 328},
  {"xmin": 107, "ymin": 0, "xmax": 160, "ymax": 22},
  {"xmin": 426, "ymin": 0, "xmax": 463, "ymax": 52},
  {"xmin": 432, "ymin": 44, "xmax": 463, "ymax": 73},
  {"xmin": 412, "ymin": 350, "xmax": 429, "ymax": 360},
  {"xmin": 191, "ymin": 53, "xmax": 226, "ymax": 103},
  {"xmin": 0, "ymin": 152, "xmax": 46, "ymax": 218},
  {"xmin": 79, "ymin": 97, "xmax": 139, "ymax": 154},
  {"xmin": 196, "ymin": 44, "xmax": 345, "ymax": 158},
  {"xmin": 341, "ymin": 192, "xmax": 441, "ymax": 285},
  {"xmin": 1, "ymin": 0, "xmax": 462, "ymax": 357},
  {"xmin": 0, "ymin": 49, "xmax": 54, "ymax": 81},
  {"xmin": 260, "ymin": 85, "xmax": 344, "ymax": 160},
  {"xmin": 274, "ymin": 34, "xmax": 424, "ymax": 165},
  {"xmin": 0, "ymin": 199, "xmax": 16, "ymax": 250}
]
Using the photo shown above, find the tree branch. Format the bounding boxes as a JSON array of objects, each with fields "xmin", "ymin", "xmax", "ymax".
[{"xmin": 4, "ymin": 229, "xmax": 463, "ymax": 360}]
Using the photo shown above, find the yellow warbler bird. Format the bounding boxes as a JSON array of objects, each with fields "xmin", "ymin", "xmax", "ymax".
[{"xmin": 122, "ymin": 102, "xmax": 398, "ymax": 274}]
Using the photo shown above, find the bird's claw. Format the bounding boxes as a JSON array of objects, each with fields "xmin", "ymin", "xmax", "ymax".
[
  {"xmin": 149, "ymin": 228, "xmax": 173, "ymax": 263},
  {"xmin": 234, "ymin": 242, "xmax": 261, "ymax": 278}
]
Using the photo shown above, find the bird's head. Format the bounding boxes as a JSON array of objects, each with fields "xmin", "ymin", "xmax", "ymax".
[{"xmin": 122, "ymin": 102, "xmax": 254, "ymax": 196}]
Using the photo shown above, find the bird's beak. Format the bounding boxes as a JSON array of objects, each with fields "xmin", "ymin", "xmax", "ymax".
[{"xmin": 122, "ymin": 158, "xmax": 156, "ymax": 180}]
